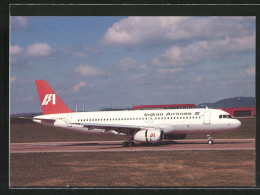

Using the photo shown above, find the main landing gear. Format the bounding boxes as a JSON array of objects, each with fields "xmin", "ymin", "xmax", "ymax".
[
  {"xmin": 122, "ymin": 140, "xmax": 136, "ymax": 147},
  {"xmin": 207, "ymin": 134, "xmax": 214, "ymax": 144},
  {"xmin": 122, "ymin": 134, "xmax": 136, "ymax": 147}
]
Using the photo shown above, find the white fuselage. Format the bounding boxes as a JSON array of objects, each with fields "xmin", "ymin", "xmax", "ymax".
[{"xmin": 33, "ymin": 108, "xmax": 241, "ymax": 136}]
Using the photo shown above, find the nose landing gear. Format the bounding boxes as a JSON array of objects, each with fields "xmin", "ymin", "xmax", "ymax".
[{"xmin": 207, "ymin": 134, "xmax": 214, "ymax": 144}]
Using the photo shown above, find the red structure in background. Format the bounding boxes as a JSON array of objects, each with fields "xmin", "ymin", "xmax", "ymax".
[
  {"xmin": 133, "ymin": 104, "xmax": 195, "ymax": 110},
  {"xmin": 221, "ymin": 107, "xmax": 255, "ymax": 117}
]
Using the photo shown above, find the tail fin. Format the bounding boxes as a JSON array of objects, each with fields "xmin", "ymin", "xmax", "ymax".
[{"xmin": 35, "ymin": 80, "xmax": 73, "ymax": 115}]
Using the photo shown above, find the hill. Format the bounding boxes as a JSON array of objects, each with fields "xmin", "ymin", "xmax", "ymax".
[{"xmin": 196, "ymin": 97, "xmax": 255, "ymax": 109}]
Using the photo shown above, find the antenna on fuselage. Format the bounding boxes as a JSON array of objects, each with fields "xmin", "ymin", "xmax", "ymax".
[{"xmin": 76, "ymin": 101, "xmax": 78, "ymax": 112}]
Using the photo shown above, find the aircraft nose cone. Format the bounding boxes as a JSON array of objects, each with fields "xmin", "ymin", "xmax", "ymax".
[{"xmin": 234, "ymin": 120, "xmax": 241, "ymax": 129}]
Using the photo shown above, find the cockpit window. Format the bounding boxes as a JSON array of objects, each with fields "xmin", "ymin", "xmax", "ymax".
[{"xmin": 219, "ymin": 114, "xmax": 233, "ymax": 119}]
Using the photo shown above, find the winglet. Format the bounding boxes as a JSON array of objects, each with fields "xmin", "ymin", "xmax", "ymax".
[{"xmin": 35, "ymin": 80, "xmax": 73, "ymax": 115}]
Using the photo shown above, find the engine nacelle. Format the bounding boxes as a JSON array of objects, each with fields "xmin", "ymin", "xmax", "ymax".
[{"xmin": 133, "ymin": 129, "xmax": 164, "ymax": 143}]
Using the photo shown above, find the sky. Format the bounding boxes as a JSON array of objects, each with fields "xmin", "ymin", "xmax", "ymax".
[{"xmin": 10, "ymin": 16, "xmax": 255, "ymax": 114}]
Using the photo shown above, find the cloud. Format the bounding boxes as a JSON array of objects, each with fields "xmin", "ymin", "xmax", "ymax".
[
  {"xmin": 60, "ymin": 47, "xmax": 99, "ymax": 58},
  {"xmin": 10, "ymin": 45, "xmax": 23, "ymax": 55},
  {"xmin": 73, "ymin": 64, "xmax": 103, "ymax": 77},
  {"xmin": 156, "ymin": 67, "xmax": 182, "ymax": 74},
  {"xmin": 101, "ymin": 17, "xmax": 254, "ymax": 46},
  {"xmin": 10, "ymin": 76, "xmax": 17, "ymax": 83},
  {"xmin": 71, "ymin": 51, "xmax": 89, "ymax": 58},
  {"xmin": 194, "ymin": 76, "xmax": 203, "ymax": 83},
  {"xmin": 10, "ymin": 43, "xmax": 53, "ymax": 65},
  {"xmin": 244, "ymin": 66, "xmax": 255, "ymax": 76},
  {"xmin": 117, "ymin": 57, "xmax": 148, "ymax": 71},
  {"xmin": 21, "ymin": 96, "xmax": 35, "ymax": 102},
  {"xmin": 152, "ymin": 91, "xmax": 165, "ymax": 97},
  {"xmin": 11, "ymin": 16, "xmax": 28, "ymax": 30},
  {"xmin": 72, "ymin": 81, "xmax": 92, "ymax": 92},
  {"xmin": 9, "ymin": 76, "xmax": 31, "ymax": 86},
  {"xmin": 25, "ymin": 43, "xmax": 52, "ymax": 57},
  {"xmin": 152, "ymin": 35, "xmax": 255, "ymax": 67}
]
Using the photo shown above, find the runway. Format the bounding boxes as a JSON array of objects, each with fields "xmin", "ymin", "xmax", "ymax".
[{"xmin": 10, "ymin": 138, "xmax": 255, "ymax": 153}]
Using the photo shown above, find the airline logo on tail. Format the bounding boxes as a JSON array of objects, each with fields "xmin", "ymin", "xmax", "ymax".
[
  {"xmin": 35, "ymin": 80, "xmax": 73, "ymax": 114},
  {"xmin": 42, "ymin": 94, "xmax": 56, "ymax": 105}
]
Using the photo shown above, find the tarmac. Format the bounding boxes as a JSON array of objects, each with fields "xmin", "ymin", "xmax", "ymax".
[{"xmin": 10, "ymin": 138, "xmax": 255, "ymax": 153}]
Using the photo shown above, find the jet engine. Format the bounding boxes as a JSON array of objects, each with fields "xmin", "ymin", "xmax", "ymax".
[{"xmin": 133, "ymin": 129, "xmax": 164, "ymax": 143}]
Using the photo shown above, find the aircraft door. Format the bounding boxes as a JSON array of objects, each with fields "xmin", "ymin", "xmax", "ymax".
[
  {"xmin": 144, "ymin": 116, "xmax": 153, "ymax": 123},
  {"xmin": 66, "ymin": 115, "xmax": 72, "ymax": 127},
  {"xmin": 203, "ymin": 111, "xmax": 211, "ymax": 124}
]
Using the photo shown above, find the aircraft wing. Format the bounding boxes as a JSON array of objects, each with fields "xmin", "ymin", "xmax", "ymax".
[{"xmin": 71, "ymin": 122, "xmax": 156, "ymax": 134}]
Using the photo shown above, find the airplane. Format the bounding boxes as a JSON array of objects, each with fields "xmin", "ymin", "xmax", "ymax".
[{"xmin": 31, "ymin": 80, "xmax": 241, "ymax": 147}]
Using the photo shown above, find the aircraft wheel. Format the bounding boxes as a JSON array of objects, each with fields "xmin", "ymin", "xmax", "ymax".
[
  {"xmin": 208, "ymin": 140, "xmax": 214, "ymax": 145},
  {"xmin": 122, "ymin": 141, "xmax": 129, "ymax": 147},
  {"xmin": 131, "ymin": 141, "xmax": 136, "ymax": 147}
]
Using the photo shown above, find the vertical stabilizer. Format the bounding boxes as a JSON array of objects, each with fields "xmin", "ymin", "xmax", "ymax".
[{"xmin": 35, "ymin": 80, "xmax": 73, "ymax": 115}]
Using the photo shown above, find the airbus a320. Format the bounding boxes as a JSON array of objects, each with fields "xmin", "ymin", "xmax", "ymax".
[{"xmin": 31, "ymin": 80, "xmax": 241, "ymax": 147}]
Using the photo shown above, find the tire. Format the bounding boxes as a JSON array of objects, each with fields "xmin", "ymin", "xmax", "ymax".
[
  {"xmin": 122, "ymin": 142, "xmax": 128, "ymax": 147},
  {"xmin": 208, "ymin": 140, "xmax": 213, "ymax": 145}
]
